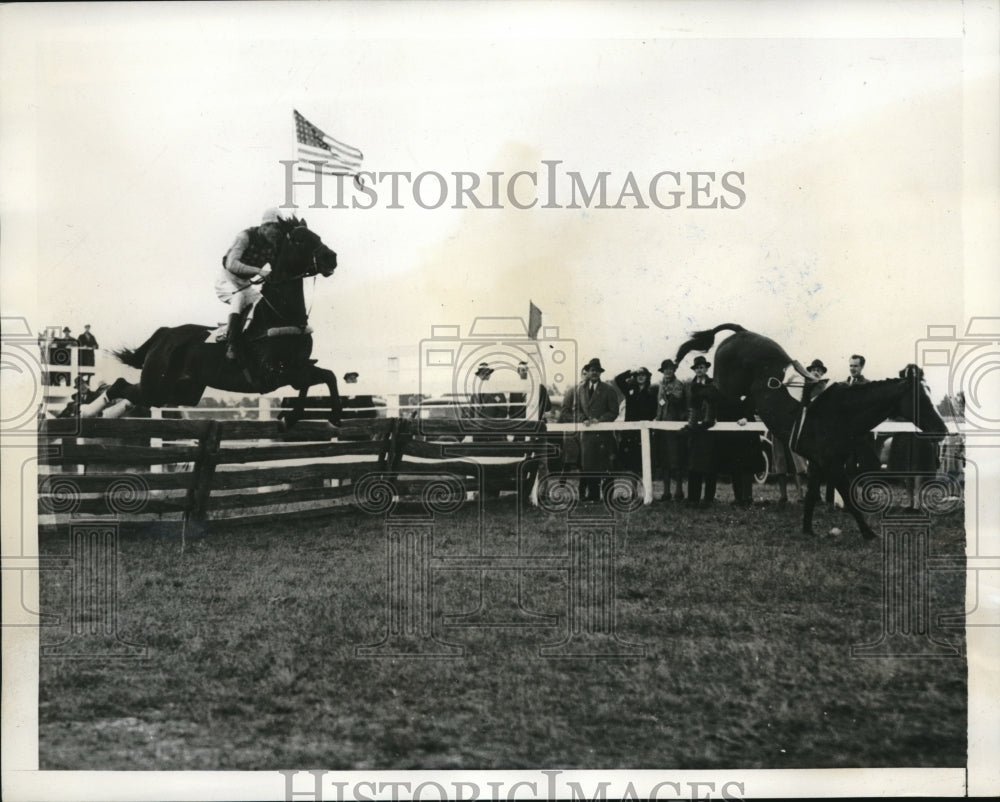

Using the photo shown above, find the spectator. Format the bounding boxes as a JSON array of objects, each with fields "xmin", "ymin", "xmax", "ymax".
[
  {"xmin": 845, "ymin": 354, "xmax": 868, "ymax": 385},
  {"xmin": 654, "ymin": 358, "xmax": 687, "ymax": 502},
  {"xmin": 509, "ymin": 360, "xmax": 552, "ymax": 423},
  {"xmin": 56, "ymin": 326, "xmax": 77, "ymax": 346},
  {"xmin": 715, "ymin": 393, "xmax": 763, "ymax": 509},
  {"xmin": 559, "ymin": 357, "xmax": 620, "ymax": 502},
  {"xmin": 887, "ymin": 365, "xmax": 942, "ymax": 509},
  {"xmin": 49, "ymin": 327, "xmax": 77, "ymax": 386},
  {"xmin": 770, "ymin": 359, "xmax": 825, "ymax": 504},
  {"xmin": 556, "ymin": 367, "xmax": 589, "ymax": 475},
  {"xmin": 683, "ymin": 355, "xmax": 718, "ymax": 508},
  {"xmin": 841, "ymin": 353, "xmax": 880, "ymax": 477},
  {"xmin": 471, "ymin": 362, "xmax": 506, "ymax": 442},
  {"xmin": 613, "ymin": 366, "xmax": 657, "ymax": 475},
  {"xmin": 77, "ymin": 324, "xmax": 98, "ymax": 369}
]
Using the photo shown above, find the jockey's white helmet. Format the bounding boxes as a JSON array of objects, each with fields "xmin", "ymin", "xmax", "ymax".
[{"xmin": 261, "ymin": 208, "xmax": 282, "ymax": 225}]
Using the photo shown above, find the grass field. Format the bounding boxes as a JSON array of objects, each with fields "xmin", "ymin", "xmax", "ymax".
[{"xmin": 38, "ymin": 481, "xmax": 967, "ymax": 770}]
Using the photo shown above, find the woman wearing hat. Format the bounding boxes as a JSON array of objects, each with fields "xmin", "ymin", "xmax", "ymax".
[
  {"xmin": 683, "ymin": 356, "xmax": 718, "ymax": 508},
  {"xmin": 654, "ymin": 359, "xmax": 687, "ymax": 501},
  {"xmin": 559, "ymin": 357, "xmax": 620, "ymax": 501},
  {"xmin": 613, "ymin": 366, "xmax": 658, "ymax": 475}
]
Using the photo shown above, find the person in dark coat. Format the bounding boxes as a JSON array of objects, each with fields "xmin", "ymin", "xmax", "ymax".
[
  {"xmin": 683, "ymin": 355, "xmax": 718, "ymax": 508},
  {"xmin": 76, "ymin": 324, "xmax": 98, "ymax": 369},
  {"xmin": 471, "ymin": 362, "xmax": 507, "ymax": 442},
  {"xmin": 887, "ymin": 364, "xmax": 942, "ymax": 509},
  {"xmin": 654, "ymin": 358, "xmax": 687, "ymax": 501},
  {"xmin": 559, "ymin": 357, "xmax": 620, "ymax": 501},
  {"xmin": 715, "ymin": 393, "xmax": 763, "ymax": 508},
  {"xmin": 613, "ymin": 366, "xmax": 657, "ymax": 475},
  {"xmin": 840, "ymin": 353, "xmax": 881, "ymax": 480}
]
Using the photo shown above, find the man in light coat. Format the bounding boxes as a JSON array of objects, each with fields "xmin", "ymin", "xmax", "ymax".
[{"xmin": 559, "ymin": 357, "xmax": 620, "ymax": 501}]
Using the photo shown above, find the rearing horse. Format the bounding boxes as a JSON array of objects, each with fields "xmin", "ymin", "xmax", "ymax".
[
  {"xmin": 105, "ymin": 216, "xmax": 342, "ymax": 425},
  {"xmin": 675, "ymin": 324, "xmax": 949, "ymax": 539}
]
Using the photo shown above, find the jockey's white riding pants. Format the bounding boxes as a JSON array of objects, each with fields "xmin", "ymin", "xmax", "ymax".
[{"xmin": 215, "ymin": 271, "xmax": 261, "ymax": 313}]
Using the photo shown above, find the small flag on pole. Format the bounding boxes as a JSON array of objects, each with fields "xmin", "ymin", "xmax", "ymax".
[
  {"xmin": 528, "ymin": 301, "xmax": 542, "ymax": 340},
  {"xmin": 293, "ymin": 110, "xmax": 363, "ymax": 176}
]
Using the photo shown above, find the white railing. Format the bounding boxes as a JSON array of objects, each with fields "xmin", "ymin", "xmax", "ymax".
[{"xmin": 544, "ymin": 419, "xmax": 960, "ymax": 505}]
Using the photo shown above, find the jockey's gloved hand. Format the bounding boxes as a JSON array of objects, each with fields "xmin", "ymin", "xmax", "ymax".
[{"xmin": 259, "ymin": 264, "xmax": 272, "ymax": 278}]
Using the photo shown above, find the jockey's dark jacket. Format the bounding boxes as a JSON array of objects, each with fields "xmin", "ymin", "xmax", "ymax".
[{"xmin": 224, "ymin": 226, "xmax": 278, "ymax": 279}]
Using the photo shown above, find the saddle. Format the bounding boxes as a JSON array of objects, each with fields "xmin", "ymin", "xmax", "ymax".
[{"xmin": 203, "ymin": 300, "xmax": 312, "ymax": 345}]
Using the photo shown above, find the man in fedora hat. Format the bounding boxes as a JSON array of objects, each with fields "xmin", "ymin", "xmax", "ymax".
[
  {"xmin": 471, "ymin": 361, "xmax": 507, "ymax": 442},
  {"xmin": 655, "ymin": 358, "xmax": 688, "ymax": 501},
  {"xmin": 683, "ymin": 355, "xmax": 718, "ymax": 507},
  {"xmin": 559, "ymin": 357, "xmax": 620, "ymax": 501},
  {"xmin": 807, "ymin": 359, "xmax": 827, "ymax": 379}
]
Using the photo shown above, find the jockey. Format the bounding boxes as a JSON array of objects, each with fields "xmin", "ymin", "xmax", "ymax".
[{"xmin": 216, "ymin": 208, "xmax": 284, "ymax": 359}]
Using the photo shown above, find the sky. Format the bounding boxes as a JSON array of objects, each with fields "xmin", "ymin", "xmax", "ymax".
[{"xmin": 2, "ymin": 1, "xmax": 998, "ymax": 403}]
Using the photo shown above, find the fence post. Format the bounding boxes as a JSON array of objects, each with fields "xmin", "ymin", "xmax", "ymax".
[
  {"xmin": 185, "ymin": 420, "xmax": 223, "ymax": 526},
  {"xmin": 640, "ymin": 425, "xmax": 653, "ymax": 504}
]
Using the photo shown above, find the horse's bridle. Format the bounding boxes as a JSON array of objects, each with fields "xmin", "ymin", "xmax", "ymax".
[
  {"xmin": 248, "ymin": 234, "xmax": 331, "ymax": 327},
  {"xmin": 249, "ymin": 245, "xmax": 327, "ymax": 286}
]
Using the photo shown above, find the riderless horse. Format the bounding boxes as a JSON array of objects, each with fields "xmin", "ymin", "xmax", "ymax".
[
  {"xmin": 102, "ymin": 216, "xmax": 342, "ymax": 426},
  {"xmin": 675, "ymin": 324, "xmax": 948, "ymax": 539}
]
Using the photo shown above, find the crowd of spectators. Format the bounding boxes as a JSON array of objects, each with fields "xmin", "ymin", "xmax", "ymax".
[
  {"xmin": 40, "ymin": 324, "xmax": 99, "ymax": 386},
  {"xmin": 465, "ymin": 350, "xmax": 959, "ymax": 508}
]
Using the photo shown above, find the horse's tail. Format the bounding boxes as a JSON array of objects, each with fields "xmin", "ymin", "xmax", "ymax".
[
  {"xmin": 112, "ymin": 328, "xmax": 168, "ymax": 369},
  {"xmin": 674, "ymin": 323, "xmax": 746, "ymax": 365}
]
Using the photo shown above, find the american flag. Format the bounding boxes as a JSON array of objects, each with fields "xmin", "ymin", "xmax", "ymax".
[{"xmin": 293, "ymin": 110, "xmax": 363, "ymax": 176}]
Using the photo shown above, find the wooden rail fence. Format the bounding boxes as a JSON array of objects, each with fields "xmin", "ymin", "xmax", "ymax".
[
  {"xmin": 37, "ymin": 417, "xmax": 555, "ymax": 532},
  {"xmin": 38, "ymin": 411, "xmax": 957, "ymax": 533}
]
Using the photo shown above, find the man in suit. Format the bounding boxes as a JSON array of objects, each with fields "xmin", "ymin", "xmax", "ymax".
[
  {"xmin": 683, "ymin": 355, "xmax": 718, "ymax": 508},
  {"xmin": 841, "ymin": 353, "xmax": 880, "ymax": 480},
  {"xmin": 471, "ymin": 362, "xmax": 507, "ymax": 442},
  {"xmin": 845, "ymin": 354, "xmax": 869, "ymax": 385},
  {"xmin": 76, "ymin": 324, "xmax": 98, "ymax": 370},
  {"xmin": 559, "ymin": 357, "xmax": 620, "ymax": 501}
]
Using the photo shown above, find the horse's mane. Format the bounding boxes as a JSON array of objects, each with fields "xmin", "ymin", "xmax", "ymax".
[{"xmin": 276, "ymin": 214, "xmax": 307, "ymax": 233}]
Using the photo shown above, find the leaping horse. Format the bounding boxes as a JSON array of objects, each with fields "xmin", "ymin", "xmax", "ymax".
[
  {"xmin": 675, "ymin": 324, "xmax": 948, "ymax": 539},
  {"xmin": 103, "ymin": 216, "xmax": 342, "ymax": 426}
]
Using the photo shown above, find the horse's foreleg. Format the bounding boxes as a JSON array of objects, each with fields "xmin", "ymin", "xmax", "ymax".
[
  {"xmin": 308, "ymin": 366, "xmax": 340, "ymax": 425},
  {"xmin": 802, "ymin": 467, "xmax": 822, "ymax": 536},
  {"xmin": 284, "ymin": 366, "xmax": 341, "ymax": 427}
]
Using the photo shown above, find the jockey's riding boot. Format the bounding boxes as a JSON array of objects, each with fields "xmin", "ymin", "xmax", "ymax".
[{"xmin": 224, "ymin": 312, "xmax": 241, "ymax": 360}]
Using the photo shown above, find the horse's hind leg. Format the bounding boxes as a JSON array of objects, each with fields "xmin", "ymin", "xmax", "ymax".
[
  {"xmin": 835, "ymin": 470, "xmax": 877, "ymax": 540},
  {"xmin": 105, "ymin": 377, "xmax": 146, "ymax": 406}
]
